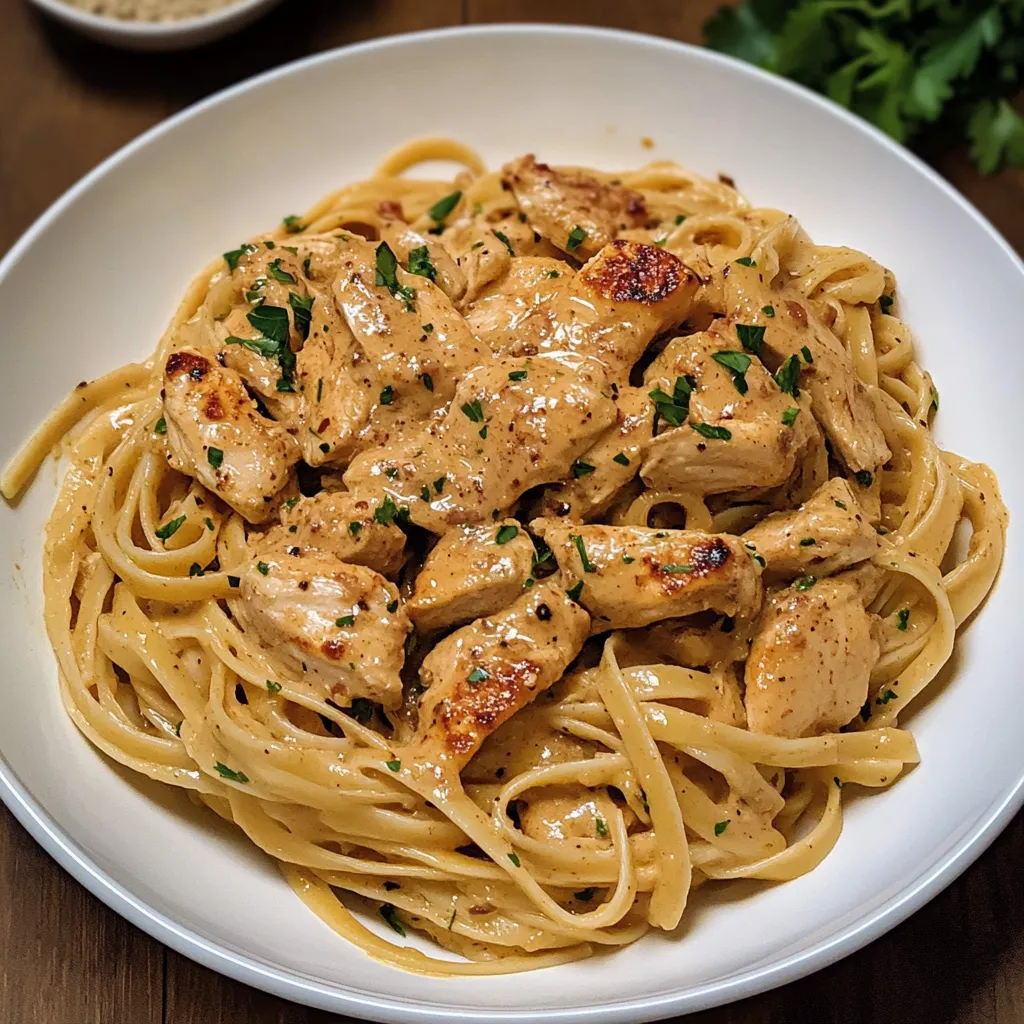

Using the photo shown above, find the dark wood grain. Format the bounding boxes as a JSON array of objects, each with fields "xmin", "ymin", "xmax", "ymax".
[{"xmin": 1, "ymin": 0, "xmax": 1022, "ymax": 1020}]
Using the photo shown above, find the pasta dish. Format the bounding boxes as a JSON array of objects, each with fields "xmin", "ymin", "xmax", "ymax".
[{"xmin": 2, "ymin": 138, "xmax": 1007, "ymax": 975}]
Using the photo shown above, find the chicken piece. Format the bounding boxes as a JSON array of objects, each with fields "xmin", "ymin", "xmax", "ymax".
[
  {"xmin": 640, "ymin": 321, "xmax": 819, "ymax": 497},
  {"xmin": 161, "ymin": 349, "xmax": 299, "ymax": 524},
  {"xmin": 501, "ymin": 155, "xmax": 647, "ymax": 259},
  {"xmin": 718, "ymin": 263, "xmax": 890, "ymax": 474},
  {"xmin": 465, "ymin": 241, "xmax": 697, "ymax": 383},
  {"xmin": 531, "ymin": 521, "xmax": 763, "ymax": 631},
  {"xmin": 538, "ymin": 386, "xmax": 653, "ymax": 521},
  {"xmin": 343, "ymin": 356, "xmax": 616, "ymax": 534},
  {"xmin": 743, "ymin": 478, "xmax": 877, "ymax": 578},
  {"xmin": 406, "ymin": 520, "xmax": 535, "ymax": 632},
  {"xmin": 412, "ymin": 581, "xmax": 589, "ymax": 769},
  {"xmin": 257, "ymin": 490, "xmax": 406, "ymax": 577},
  {"xmin": 380, "ymin": 221, "xmax": 467, "ymax": 304},
  {"xmin": 745, "ymin": 575, "xmax": 881, "ymax": 737},
  {"xmin": 293, "ymin": 299, "xmax": 376, "ymax": 466},
  {"xmin": 332, "ymin": 237, "xmax": 489, "ymax": 445},
  {"xmin": 235, "ymin": 548, "xmax": 408, "ymax": 709}
]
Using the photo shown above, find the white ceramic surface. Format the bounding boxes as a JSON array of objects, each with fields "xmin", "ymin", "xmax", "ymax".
[
  {"xmin": 27, "ymin": 0, "xmax": 281, "ymax": 51},
  {"xmin": 0, "ymin": 24, "xmax": 1020, "ymax": 1023}
]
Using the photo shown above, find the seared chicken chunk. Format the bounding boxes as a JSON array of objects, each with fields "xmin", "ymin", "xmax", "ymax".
[
  {"xmin": 235, "ymin": 548, "xmax": 408, "ymax": 709},
  {"xmin": 640, "ymin": 321, "xmax": 819, "ymax": 497},
  {"xmin": 465, "ymin": 241, "xmax": 697, "ymax": 383},
  {"xmin": 161, "ymin": 349, "xmax": 299, "ymax": 524},
  {"xmin": 343, "ymin": 357, "xmax": 616, "ymax": 533},
  {"xmin": 743, "ymin": 478, "xmax": 877, "ymax": 578},
  {"xmin": 538, "ymin": 386, "xmax": 653, "ymax": 521},
  {"xmin": 745, "ymin": 575, "xmax": 881, "ymax": 737},
  {"xmin": 531, "ymin": 521, "xmax": 763, "ymax": 631},
  {"xmin": 501, "ymin": 155, "xmax": 647, "ymax": 259},
  {"xmin": 260, "ymin": 490, "xmax": 406, "ymax": 577},
  {"xmin": 412, "ymin": 581, "xmax": 589, "ymax": 768},
  {"xmin": 406, "ymin": 520, "xmax": 535, "ymax": 632}
]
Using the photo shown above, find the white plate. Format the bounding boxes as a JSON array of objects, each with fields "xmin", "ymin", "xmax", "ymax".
[{"xmin": 0, "ymin": 24, "xmax": 1020, "ymax": 1023}]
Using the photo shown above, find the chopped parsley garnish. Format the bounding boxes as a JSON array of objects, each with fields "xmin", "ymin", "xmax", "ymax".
[
  {"xmin": 712, "ymin": 350, "xmax": 751, "ymax": 394},
  {"xmin": 800, "ymin": 344, "xmax": 814, "ymax": 364},
  {"xmin": 227, "ymin": 575, "xmax": 240, "ymax": 587},
  {"xmin": 834, "ymin": 499, "xmax": 848, "ymax": 510},
  {"xmin": 793, "ymin": 574, "xmax": 817, "ymax": 591},
  {"xmin": 256, "ymin": 561, "xmax": 270, "ymax": 576},
  {"xmin": 574, "ymin": 887, "xmax": 597, "ymax": 901},
  {"xmin": 421, "ymin": 373, "xmax": 433, "ymax": 392},
  {"xmin": 266, "ymin": 680, "xmax": 282, "ymax": 694},
  {"xmin": 214, "ymin": 762, "xmax": 249, "ymax": 784},
  {"xmin": 153, "ymin": 416, "xmax": 167, "ymax": 435},
  {"xmin": 223, "ymin": 242, "xmax": 257, "ymax": 271},
  {"xmin": 407, "ymin": 245, "xmax": 436, "ymax": 281},
  {"xmin": 207, "ymin": 447, "xmax": 224, "ymax": 469},
  {"xmin": 662, "ymin": 564, "xmax": 694, "ymax": 573},
  {"xmin": 761, "ymin": 304, "xmax": 775, "ymax": 317},
  {"xmin": 781, "ymin": 406, "xmax": 800, "ymax": 426},
  {"xmin": 799, "ymin": 537, "xmax": 816, "ymax": 546},
  {"xmin": 420, "ymin": 486, "xmax": 431, "ymax": 502},
  {"xmin": 319, "ymin": 443, "xmax": 330, "ymax": 454},
  {"xmin": 432, "ymin": 476, "xmax": 446, "ymax": 494},
  {"xmin": 879, "ymin": 293, "xmax": 894, "ymax": 314},
  {"xmin": 649, "ymin": 375, "xmax": 693, "ymax": 431},
  {"xmin": 467, "ymin": 667, "xmax": 489, "ymax": 684},
  {"xmin": 546, "ymin": 269, "xmax": 560, "ymax": 279},
  {"xmin": 282, "ymin": 215, "xmax": 303, "ymax": 233},
  {"xmin": 204, "ymin": 517, "xmax": 215, "ymax": 531},
  {"xmin": 374, "ymin": 242, "xmax": 416, "ymax": 310},
  {"xmin": 571, "ymin": 459, "xmax": 596, "ymax": 479},
  {"xmin": 572, "ymin": 534, "xmax": 596, "ymax": 573},
  {"xmin": 155, "ymin": 515, "xmax": 186, "ymax": 540},
  {"xmin": 385, "ymin": 758, "xmax": 402, "ymax": 772},
  {"xmin": 896, "ymin": 607, "xmax": 910, "ymax": 631},
  {"xmin": 692, "ymin": 422, "xmax": 732, "ymax": 441},
  {"xmin": 736, "ymin": 323, "xmax": 766, "ymax": 354},
  {"xmin": 427, "ymin": 190, "xmax": 462, "ymax": 225},
  {"xmin": 595, "ymin": 816, "xmax": 608, "ymax": 838},
  {"xmin": 494, "ymin": 230, "xmax": 514, "ymax": 255},
  {"xmin": 622, "ymin": 554, "xmax": 635, "ymax": 564},
  {"xmin": 386, "ymin": 599, "xmax": 399, "ymax": 613},
  {"xmin": 508, "ymin": 852, "xmax": 521, "ymax": 867},
  {"xmin": 379, "ymin": 385, "xmax": 394, "ymax": 406},
  {"xmin": 479, "ymin": 425, "xmax": 488, "ymax": 439},
  {"xmin": 613, "ymin": 452, "xmax": 630, "ymax": 466},
  {"xmin": 496, "ymin": 524, "xmax": 519, "ymax": 545},
  {"xmin": 675, "ymin": 214, "xmax": 686, "ymax": 225},
  {"xmin": 566, "ymin": 225, "xmax": 587, "ymax": 251},
  {"xmin": 379, "ymin": 904, "xmax": 405, "ymax": 936},
  {"xmin": 336, "ymin": 615, "xmax": 355, "ymax": 627},
  {"xmin": 566, "ymin": 580, "xmax": 584, "ymax": 602},
  {"xmin": 774, "ymin": 355, "xmax": 801, "ymax": 397},
  {"xmin": 460, "ymin": 400, "xmax": 484, "ymax": 422},
  {"xmin": 714, "ymin": 820, "xmax": 729, "ymax": 836},
  {"xmin": 267, "ymin": 258, "xmax": 295, "ymax": 283},
  {"xmin": 876, "ymin": 688, "xmax": 899, "ymax": 705},
  {"xmin": 246, "ymin": 302, "xmax": 289, "ymax": 342},
  {"xmin": 422, "ymin": 323, "xmax": 434, "ymax": 333},
  {"xmin": 855, "ymin": 470, "xmax": 874, "ymax": 487},
  {"xmin": 189, "ymin": 562, "xmax": 204, "ymax": 577},
  {"xmin": 508, "ymin": 369, "xmax": 528, "ymax": 381},
  {"xmin": 348, "ymin": 521, "xmax": 363, "ymax": 536},
  {"xmin": 735, "ymin": 256, "xmax": 756, "ymax": 266},
  {"xmin": 288, "ymin": 291, "xmax": 312, "ymax": 341},
  {"xmin": 374, "ymin": 495, "xmax": 406, "ymax": 527}
]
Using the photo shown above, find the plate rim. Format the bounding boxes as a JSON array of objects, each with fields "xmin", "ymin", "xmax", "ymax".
[{"xmin": 2, "ymin": 22, "xmax": 1022, "ymax": 1023}]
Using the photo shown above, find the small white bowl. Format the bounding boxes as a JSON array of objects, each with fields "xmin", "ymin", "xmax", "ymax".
[{"xmin": 27, "ymin": 0, "xmax": 282, "ymax": 51}]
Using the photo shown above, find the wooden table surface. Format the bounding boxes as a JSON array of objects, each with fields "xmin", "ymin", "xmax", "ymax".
[{"xmin": 1, "ymin": 2, "xmax": 1022, "ymax": 1022}]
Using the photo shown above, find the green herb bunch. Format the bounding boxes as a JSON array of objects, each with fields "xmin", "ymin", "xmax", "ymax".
[{"xmin": 704, "ymin": 0, "xmax": 1024, "ymax": 172}]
